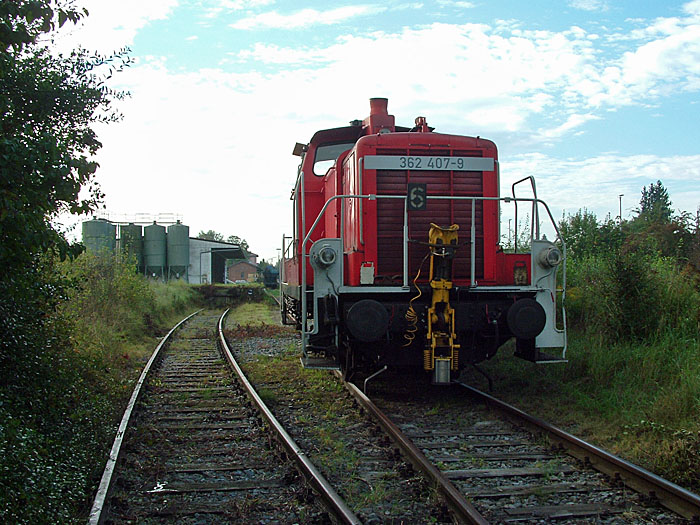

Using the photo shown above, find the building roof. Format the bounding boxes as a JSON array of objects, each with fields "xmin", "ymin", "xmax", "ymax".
[{"xmin": 228, "ymin": 260, "xmax": 259, "ymax": 270}]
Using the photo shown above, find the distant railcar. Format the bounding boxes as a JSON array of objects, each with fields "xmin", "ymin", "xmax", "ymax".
[
  {"xmin": 281, "ymin": 98, "xmax": 566, "ymax": 384},
  {"xmin": 262, "ymin": 265, "xmax": 279, "ymax": 288}
]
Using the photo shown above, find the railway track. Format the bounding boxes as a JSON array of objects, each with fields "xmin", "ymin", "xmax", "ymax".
[
  {"xmin": 90, "ymin": 304, "xmax": 699, "ymax": 523},
  {"xmin": 359, "ymin": 373, "xmax": 700, "ymax": 524},
  {"xmin": 89, "ymin": 310, "xmax": 351, "ymax": 524},
  {"xmin": 219, "ymin": 305, "xmax": 700, "ymax": 523}
]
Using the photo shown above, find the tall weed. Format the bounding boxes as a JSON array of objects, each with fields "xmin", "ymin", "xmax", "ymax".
[
  {"xmin": 566, "ymin": 251, "xmax": 700, "ymax": 342},
  {"xmin": 60, "ymin": 253, "xmax": 198, "ymax": 358},
  {"xmin": 61, "ymin": 253, "xmax": 155, "ymax": 359}
]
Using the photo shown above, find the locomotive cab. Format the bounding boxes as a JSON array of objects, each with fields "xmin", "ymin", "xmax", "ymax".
[{"xmin": 281, "ymin": 98, "xmax": 567, "ymax": 384}]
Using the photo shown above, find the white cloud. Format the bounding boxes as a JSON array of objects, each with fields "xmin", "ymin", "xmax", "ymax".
[
  {"xmin": 221, "ymin": 0, "xmax": 275, "ymax": 7},
  {"xmin": 203, "ymin": 0, "xmax": 275, "ymax": 18},
  {"xmin": 501, "ymin": 153, "xmax": 700, "ymax": 226},
  {"xmin": 61, "ymin": 2, "xmax": 700, "ymax": 258},
  {"xmin": 684, "ymin": 0, "xmax": 700, "ymax": 17},
  {"xmin": 230, "ymin": 5, "xmax": 386, "ymax": 30},
  {"xmin": 237, "ymin": 43, "xmax": 330, "ymax": 64},
  {"xmin": 438, "ymin": 0, "xmax": 476, "ymax": 7},
  {"xmin": 568, "ymin": 0, "xmax": 608, "ymax": 12},
  {"xmin": 234, "ymin": 22, "xmax": 599, "ymax": 132},
  {"xmin": 537, "ymin": 113, "xmax": 601, "ymax": 139},
  {"xmin": 616, "ymin": 24, "xmax": 700, "ymax": 100},
  {"xmin": 53, "ymin": 0, "xmax": 179, "ymax": 53}
]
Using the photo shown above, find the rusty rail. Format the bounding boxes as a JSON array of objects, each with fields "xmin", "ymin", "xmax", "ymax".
[
  {"xmin": 455, "ymin": 381, "xmax": 700, "ymax": 522},
  {"xmin": 334, "ymin": 371, "xmax": 489, "ymax": 525},
  {"xmin": 217, "ymin": 310, "xmax": 361, "ymax": 524},
  {"xmin": 88, "ymin": 309, "xmax": 203, "ymax": 525}
]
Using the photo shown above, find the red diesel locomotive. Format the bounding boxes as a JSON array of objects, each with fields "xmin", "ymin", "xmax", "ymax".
[{"xmin": 281, "ymin": 98, "xmax": 566, "ymax": 384}]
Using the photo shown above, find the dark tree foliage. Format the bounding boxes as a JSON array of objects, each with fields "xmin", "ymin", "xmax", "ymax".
[
  {"xmin": 636, "ymin": 179, "xmax": 673, "ymax": 224},
  {"xmin": 558, "ymin": 209, "xmax": 623, "ymax": 259},
  {"xmin": 1, "ymin": 3, "xmax": 130, "ymax": 273},
  {"xmin": 196, "ymin": 230, "xmax": 250, "ymax": 251},
  {"xmin": 560, "ymin": 180, "xmax": 698, "ymax": 264},
  {"xmin": 0, "ymin": 2, "xmax": 130, "ymax": 521},
  {"xmin": 0, "ymin": 1, "xmax": 86, "ymax": 51},
  {"xmin": 626, "ymin": 180, "xmax": 698, "ymax": 262},
  {"xmin": 197, "ymin": 229, "xmax": 224, "ymax": 241},
  {"xmin": 226, "ymin": 234, "xmax": 250, "ymax": 251},
  {"xmin": 562, "ymin": 181, "xmax": 700, "ymax": 344}
]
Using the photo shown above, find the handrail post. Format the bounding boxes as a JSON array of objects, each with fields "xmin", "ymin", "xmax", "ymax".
[
  {"xmin": 403, "ymin": 196, "xmax": 409, "ymax": 287},
  {"xmin": 300, "ymin": 171, "xmax": 307, "ymax": 355},
  {"xmin": 470, "ymin": 198, "xmax": 476, "ymax": 287}
]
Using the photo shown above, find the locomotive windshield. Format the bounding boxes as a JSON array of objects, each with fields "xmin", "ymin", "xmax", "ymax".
[{"xmin": 313, "ymin": 142, "xmax": 354, "ymax": 176}]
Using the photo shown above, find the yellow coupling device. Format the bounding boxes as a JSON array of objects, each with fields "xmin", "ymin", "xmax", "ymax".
[{"xmin": 424, "ymin": 223, "xmax": 460, "ymax": 376}]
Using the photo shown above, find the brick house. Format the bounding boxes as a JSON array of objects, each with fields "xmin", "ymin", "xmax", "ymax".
[{"xmin": 227, "ymin": 260, "xmax": 259, "ymax": 283}]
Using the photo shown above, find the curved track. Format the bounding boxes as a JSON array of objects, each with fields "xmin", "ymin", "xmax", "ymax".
[
  {"xmin": 90, "ymin": 307, "xmax": 699, "ymax": 523},
  {"xmin": 456, "ymin": 381, "xmax": 700, "ymax": 522},
  {"xmin": 89, "ymin": 310, "xmax": 352, "ymax": 524}
]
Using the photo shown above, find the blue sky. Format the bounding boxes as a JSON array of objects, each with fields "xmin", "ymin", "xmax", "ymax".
[{"xmin": 58, "ymin": 0, "xmax": 700, "ymax": 260}]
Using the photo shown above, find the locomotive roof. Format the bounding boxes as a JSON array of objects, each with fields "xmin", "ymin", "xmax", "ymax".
[{"xmin": 309, "ymin": 123, "xmax": 412, "ymax": 147}]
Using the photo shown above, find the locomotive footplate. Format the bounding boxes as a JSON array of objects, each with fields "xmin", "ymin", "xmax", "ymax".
[{"xmin": 301, "ymin": 355, "xmax": 341, "ymax": 370}]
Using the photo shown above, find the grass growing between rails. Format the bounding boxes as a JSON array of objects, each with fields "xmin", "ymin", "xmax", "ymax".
[{"xmin": 0, "ymin": 252, "xmax": 200, "ymax": 523}]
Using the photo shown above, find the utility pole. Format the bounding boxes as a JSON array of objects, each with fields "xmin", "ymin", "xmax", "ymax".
[{"xmin": 618, "ymin": 194, "xmax": 624, "ymax": 223}]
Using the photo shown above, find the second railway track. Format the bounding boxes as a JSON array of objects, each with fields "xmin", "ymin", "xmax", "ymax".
[{"xmin": 92, "ymin": 310, "xmax": 331, "ymax": 523}]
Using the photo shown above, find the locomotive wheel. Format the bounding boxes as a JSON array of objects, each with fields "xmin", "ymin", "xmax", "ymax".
[{"xmin": 340, "ymin": 342, "xmax": 355, "ymax": 381}]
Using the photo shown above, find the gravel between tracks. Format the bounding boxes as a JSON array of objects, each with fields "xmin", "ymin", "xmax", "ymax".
[
  {"xmin": 224, "ymin": 319, "xmax": 454, "ymax": 524},
  {"xmin": 225, "ymin": 306, "xmax": 691, "ymax": 524}
]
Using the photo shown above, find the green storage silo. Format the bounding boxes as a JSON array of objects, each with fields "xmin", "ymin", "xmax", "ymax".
[
  {"xmin": 82, "ymin": 219, "xmax": 116, "ymax": 253},
  {"xmin": 167, "ymin": 221, "xmax": 189, "ymax": 280},
  {"xmin": 119, "ymin": 223, "xmax": 143, "ymax": 270},
  {"xmin": 143, "ymin": 222, "xmax": 166, "ymax": 279}
]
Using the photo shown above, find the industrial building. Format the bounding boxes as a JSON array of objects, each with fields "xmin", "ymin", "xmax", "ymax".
[{"xmin": 81, "ymin": 218, "xmax": 249, "ymax": 284}]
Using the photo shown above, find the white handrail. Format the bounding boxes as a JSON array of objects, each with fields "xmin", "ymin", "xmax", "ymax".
[{"xmin": 294, "ymin": 193, "xmax": 566, "ymax": 358}]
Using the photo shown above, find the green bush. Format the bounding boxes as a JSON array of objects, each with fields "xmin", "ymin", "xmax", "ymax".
[
  {"xmin": 0, "ymin": 252, "xmax": 199, "ymax": 522},
  {"xmin": 565, "ymin": 250, "xmax": 700, "ymax": 342},
  {"xmin": 61, "ymin": 252, "xmax": 156, "ymax": 358},
  {"xmin": 0, "ymin": 261, "xmax": 115, "ymax": 523},
  {"xmin": 150, "ymin": 278, "xmax": 198, "ymax": 321}
]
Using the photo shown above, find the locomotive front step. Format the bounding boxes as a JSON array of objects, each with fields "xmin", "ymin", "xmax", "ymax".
[{"xmin": 300, "ymin": 355, "xmax": 341, "ymax": 370}]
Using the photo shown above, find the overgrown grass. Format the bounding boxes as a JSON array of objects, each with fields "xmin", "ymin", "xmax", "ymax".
[
  {"xmin": 0, "ymin": 252, "xmax": 200, "ymax": 523},
  {"xmin": 566, "ymin": 252, "xmax": 700, "ymax": 341},
  {"xmin": 227, "ymin": 302, "xmax": 281, "ymax": 326},
  {"xmin": 465, "ymin": 251, "xmax": 700, "ymax": 491}
]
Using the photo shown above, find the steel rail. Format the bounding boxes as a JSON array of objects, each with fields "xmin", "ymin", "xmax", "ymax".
[
  {"xmin": 262, "ymin": 287, "xmax": 281, "ymax": 306},
  {"xmin": 217, "ymin": 310, "xmax": 361, "ymax": 525},
  {"xmin": 455, "ymin": 381, "xmax": 700, "ymax": 521},
  {"xmin": 333, "ymin": 371, "xmax": 489, "ymax": 525},
  {"xmin": 87, "ymin": 308, "xmax": 203, "ymax": 525}
]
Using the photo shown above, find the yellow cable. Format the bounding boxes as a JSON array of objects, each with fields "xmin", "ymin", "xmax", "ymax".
[{"xmin": 402, "ymin": 254, "xmax": 429, "ymax": 347}]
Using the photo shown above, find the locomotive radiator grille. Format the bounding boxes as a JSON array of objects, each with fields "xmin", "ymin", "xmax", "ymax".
[{"xmin": 374, "ymin": 150, "xmax": 485, "ymax": 283}]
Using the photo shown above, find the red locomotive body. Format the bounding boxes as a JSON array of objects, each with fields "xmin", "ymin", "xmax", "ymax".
[{"xmin": 282, "ymin": 98, "xmax": 566, "ymax": 384}]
